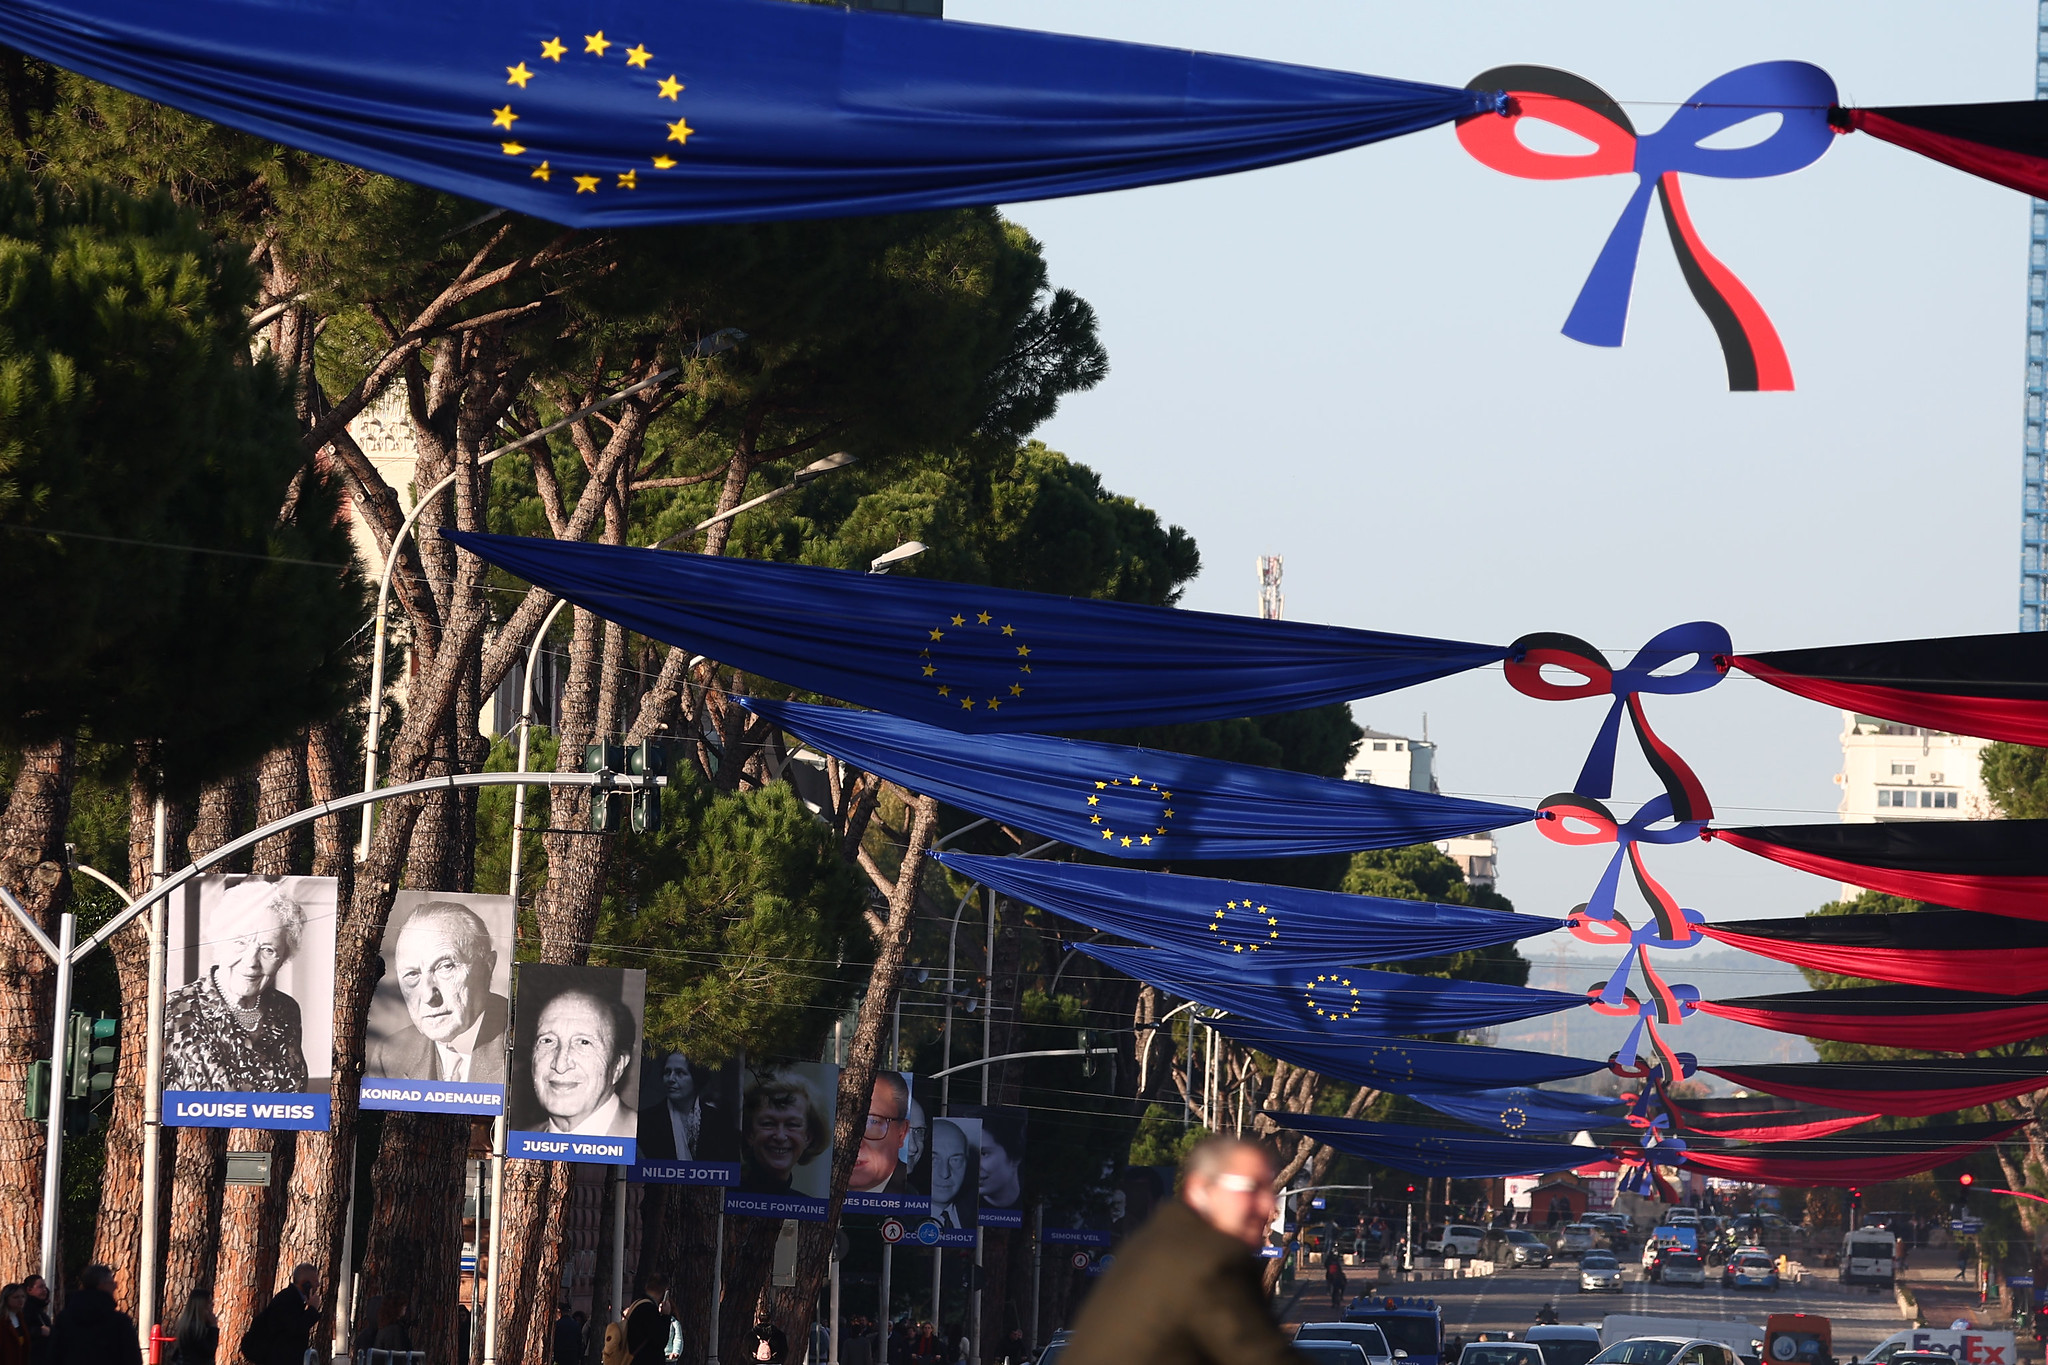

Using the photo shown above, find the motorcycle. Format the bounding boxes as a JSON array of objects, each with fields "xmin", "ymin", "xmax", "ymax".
[{"xmin": 1533, "ymin": 1305, "xmax": 1560, "ymax": 1328}]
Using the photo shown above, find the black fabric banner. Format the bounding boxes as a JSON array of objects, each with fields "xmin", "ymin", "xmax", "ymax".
[
  {"xmin": 1704, "ymin": 1057, "xmax": 2048, "ymax": 1118},
  {"xmin": 1709, "ymin": 820, "xmax": 2048, "ymax": 919},
  {"xmin": 1666, "ymin": 1094, "xmax": 1875, "ymax": 1143},
  {"xmin": 1697, "ymin": 984, "xmax": 2048, "ymax": 1052},
  {"xmin": 1701, "ymin": 910, "xmax": 2048, "ymax": 992}
]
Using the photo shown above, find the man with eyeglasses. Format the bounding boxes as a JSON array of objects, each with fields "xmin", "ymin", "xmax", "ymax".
[
  {"xmin": 368, "ymin": 900, "xmax": 509, "ymax": 1083},
  {"xmin": 1062, "ymin": 1136, "xmax": 1296, "ymax": 1365},
  {"xmin": 850, "ymin": 1071, "xmax": 914, "ymax": 1193}
]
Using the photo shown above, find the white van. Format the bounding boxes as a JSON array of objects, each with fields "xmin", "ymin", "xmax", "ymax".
[
  {"xmin": 1428, "ymin": 1223, "xmax": 1487, "ymax": 1256},
  {"xmin": 1839, "ymin": 1226, "xmax": 1897, "ymax": 1286}
]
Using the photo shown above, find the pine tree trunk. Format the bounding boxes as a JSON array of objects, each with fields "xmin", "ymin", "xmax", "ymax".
[
  {"xmin": 0, "ymin": 737, "xmax": 75, "ymax": 1287},
  {"xmin": 583, "ymin": 1170, "xmax": 622, "ymax": 1365},
  {"xmin": 719, "ymin": 1214, "xmax": 784, "ymax": 1365},
  {"xmin": 765, "ymin": 795, "xmax": 942, "ymax": 1361},
  {"xmin": 161, "ymin": 1126, "xmax": 227, "ymax": 1324},
  {"xmin": 358, "ymin": 1109, "xmax": 473, "ymax": 1360}
]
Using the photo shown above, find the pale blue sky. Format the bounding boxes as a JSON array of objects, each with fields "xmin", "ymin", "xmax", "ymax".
[{"xmin": 951, "ymin": 1, "xmax": 2033, "ymax": 938}]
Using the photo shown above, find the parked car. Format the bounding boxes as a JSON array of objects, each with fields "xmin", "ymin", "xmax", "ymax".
[
  {"xmin": 1663, "ymin": 1209, "xmax": 1700, "ymax": 1226},
  {"xmin": 1721, "ymin": 1248, "xmax": 1779, "ymax": 1293},
  {"xmin": 1577, "ymin": 1252, "xmax": 1625, "ymax": 1294},
  {"xmin": 1428, "ymin": 1224, "xmax": 1488, "ymax": 1257},
  {"xmin": 1556, "ymin": 1224, "xmax": 1598, "ymax": 1259},
  {"xmin": 1460, "ymin": 1346, "xmax": 1545, "ymax": 1365},
  {"xmin": 1298, "ymin": 1343, "xmax": 1375, "ymax": 1365},
  {"xmin": 1589, "ymin": 1340, "xmax": 1744, "ymax": 1365},
  {"xmin": 1298, "ymin": 1323, "xmax": 1395, "ymax": 1365},
  {"xmin": 1496, "ymin": 1228, "xmax": 1553, "ymax": 1268},
  {"xmin": 1526, "ymin": 1326, "xmax": 1603, "ymax": 1365},
  {"xmin": 1658, "ymin": 1252, "xmax": 1707, "ymax": 1287}
]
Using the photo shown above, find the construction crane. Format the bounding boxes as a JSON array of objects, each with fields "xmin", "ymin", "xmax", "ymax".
[{"xmin": 2023, "ymin": 5, "xmax": 2048, "ymax": 630}]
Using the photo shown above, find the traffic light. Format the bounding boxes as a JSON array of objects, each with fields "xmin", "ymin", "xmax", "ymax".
[
  {"xmin": 61, "ymin": 1012, "xmax": 114, "ymax": 1135},
  {"xmin": 628, "ymin": 741, "xmax": 667, "ymax": 834},
  {"xmin": 1960, "ymin": 1171, "xmax": 1976, "ymax": 1213},
  {"xmin": 1078, "ymin": 1028, "xmax": 1098, "ymax": 1077},
  {"xmin": 87, "ymin": 1017, "xmax": 117, "ymax": 1103},
  {"xmin": 583, "ymin": 742, "xmax": 627, "ymax": 832},
  {"xmin": 63, "ymin": 1012, "xmax": 92, "ymax": 1101},
  {"xmin": 24, "ymin": 1060, "xmax": 48, "ymax": 1121}
]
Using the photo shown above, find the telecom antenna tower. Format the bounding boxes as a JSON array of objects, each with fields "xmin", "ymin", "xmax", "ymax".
[
  {"xmin": 2024, "ymin": 3, "xmax": 2048, "ymax": 630},
  {"xmin": 1257, "ymin": 555, "xmax": 1283, "ymax": 620}
]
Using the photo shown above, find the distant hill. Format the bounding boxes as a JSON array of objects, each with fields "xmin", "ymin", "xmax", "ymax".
[{"xmin": 1490, "ymin": 946, "xmax": 1818, "ymax": 1093}]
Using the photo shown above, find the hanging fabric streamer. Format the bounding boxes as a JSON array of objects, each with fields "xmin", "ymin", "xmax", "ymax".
[
  {"xmin": 1457, "ymin": 64, "xmax": 1835, "ymax": 391},
  {"xmin": 935, "ymin": 853, "xmax": 1560, "ymax": 966},
  {"xmin": 1504, "ymin": 623, "xmax": 1728, "ymax": 818},
  {"xmin": 1203, "ymin": 1018, "xmax": 1606, "ymax": 1090},
  {"xmin": 1701, "ymin": 1057, "xmax": 2048, "ymax": 1119},
  {"xmin": 1724, "ymin": 630, "xmax": 2048, "ymax": 748},
  {"xmin": 747, "ymin": 698, "xmax": 1530, "ymax": 859},
  {"xmin": 1696, "ymin": 983, "xmax": 2048, "ymax": 1053},
  {"xmin": 1699, "ymin": 910, "xmax": 2048, "ymax": 992},
  {"xmin": 1707, "ymin": 820, "xmax": 2048, "ymax": 919},
  {"xmin": 0, "ymin": 0, "xmax": 1503, "ymax": 228},
  {"xmin": 1265, "ymin": 1112, "xmax": 1671, "ymax": 1179},
  {"xmin": 1398, "ymin": 1086, "xmax": 1630, "ymax": 1137},
  {"xmin": 1665, "ymin": 1094, "xmax": 1877, "ymax": 1143},
  {"xmin": 1680, "ymin": 1119, "xmax": 2026, "ymax": 1188},
  {"xmin": 1831, "ymin": 101, "xmax": 2048, "ymax": 201}
]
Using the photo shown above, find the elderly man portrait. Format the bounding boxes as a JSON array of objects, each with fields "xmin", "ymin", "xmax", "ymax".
[
  {"xmin": 368, "ymin": 900, "xmax": 509, "ymax": 1083},
  {"xmin": 524, "ymin": 984, "xmax": 638, "ymax": 1137},
  {"xmin": 163, "ymin": 880, "xmax": 311, "ymax": 1093},
  {"xmin": 848, "ymin": 1072, "xmax": 913, "ymax": 1194},
  {"xmin": 925, "ymin": 1119, "xmax": 976, "ymax": 1228}
]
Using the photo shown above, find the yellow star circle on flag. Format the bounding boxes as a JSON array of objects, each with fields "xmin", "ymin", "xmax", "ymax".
[
  {"xmin": 490, "ymin": 28, "xmax": 696, "ymax": 196},
  {"xmin": 1081, "ymin": 771, "xmax": 1173, "ymax": 849},
  {"xmin": 1210, "ymin": 900, "xmax": 1275, "ymax": 954},
  {"xmin": 1303, "ymin": 973, "xmax": 1362, "ymax": 1021},
  {"xmin": 918, "ymin": 611, "xmax": 1032, "ymax": 716}
]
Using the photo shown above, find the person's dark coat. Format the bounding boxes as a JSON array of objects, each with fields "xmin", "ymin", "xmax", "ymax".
[
  {"xmin": 623, "ymin": 1297, "xmax": 671, "ymax": 1365},
  {"xmin": 241, "ymin": 1287, "xmax": 318, "ymax": 1365},
  {"xmin": 1061, "ymin": 1200, "xmax": 1296, "ymax": 1365},
  {"xmin": 553, "ymin": 1312, "xmax": 583, "ymax": 1365},
  {"xmin": 638, "ymin": 1090, "xmax": 733, "ymax": 1162},
  {"xmin": 47, "ymin": 1287, "xmax": 140, "ymax": 1365}
]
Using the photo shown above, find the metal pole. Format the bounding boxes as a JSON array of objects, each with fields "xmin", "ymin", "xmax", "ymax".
[
  {"xmin": 879, "ymin": 1244, "xmax": 892, "ymax": 1337},
  {"xmin": 931, "ymin": 1250, "xmax": 941, "ymax": 1347},
  {"xmin": 708, "ymin": 1191, "xmax": 725, "ymax": 1365},
  {"xmin": 1028, "ymin": 1202, "xmax": 1042, "ymax": 1353},
  {"xmin": 38, "ymin": 912, "xmax": 75, "ymax": 1283},
  {"xmin": 334, "ymin": 1138, "xmax": 361, "ymax": 1362},
  {"xmin": 981, "ymin": 889, "xmax": 994, "ymax": 1106},
  {"xmin": 136, "ymin": 799, "xmax": 168, "ymax": 1351},
  {"xmin": 829, "ymin": 1243, "xmax": 841, "ymax": 1365},
  {"xmin": 611, "ymin": 1167, "xmax": 628, "ymax": 1334},
  {"xmin": 971, "ymin": 1229, "xmax": 982, "ymax": 1365}
]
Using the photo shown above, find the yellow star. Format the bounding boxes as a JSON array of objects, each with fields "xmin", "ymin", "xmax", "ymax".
[
  {"xmin": 1001, "ymin": 624, "xmax": 1014, "ymax": 635},
  {"xmin": 922, "ymin": 665, "xmax": 936, "ymax": 677},
  {"xmin": 573, "ymin": 175, "xmax": 600, "ymax": 193},
  {"xmin": 540, "ymin": 36, "xmax": 567, "ymax": 60},
  {"xmin": 1156, "ymin": 827, "xmax": 1166, "ymax": 835},
  {"xmin": 1163, "ymin": 808, "xmax": 1174, "ymax": 818},
  {"xmin": 584, "ymin": 30, "xmax": 611, "ymax": 55},
  {"xmin": 501, "ymin": 141, "xmax": 525, "ymax": 156},
  {"xmin": 667, "ymin": 117, "xmax": 696, "ymax": 145},
  {"xmin": 1101, "ymin": 831, "xmax": 1113, "ymax": 840},
  {"xmin": 1086, "ymin": 796, "xmax": 1098, "ymax": 806},
  {"xmin": 919, "ymin": 649, "xmax": 930, "ymax": 658},
  {"xmin": 1232, "ymin": 943, "xmax": 1244, "ymax": 953},
  {"xmin": 977, "ymin": 611, "xmax": 992, "ymax": 624},
  {"xmin": 625, "ymin": 43, "xmax": 653, "ymax": 68},
  {"xmin": 929, "ymin": 628, "xmax": 944, "ymax": 641},
  {"xmin": 1095, "ymin": 781, "xmax": 1106, "ymax": 790},
  {"xmin": 1120, "ymin": 836, "xmax": 1132, "ymax": 847},
  {"xmin": 1090, "ymin": 815, "xmax": 1101, "ymax": 824},
  {"xmin": 507, "ymin": 62, "xmax": 534, "ymax": 87},
  {"xmin": 1019, "ymin": 664, "xmax": 1031, "ymax": 673},
  {"xmin": 530, "ymin": 161, "xmax": 552, "ymax": 181},
  {"xmin": 1140, "ymin": 835, "xmax": 1152, "ymax": 845},
  {"xmin": 657, "ymin": 74, "xmax": 685, "ymax": 100},
  {"xmin": 1016, "ymin": 645, "xmax": 1031, "ymax": 657},
  {"xmin": 1009, "ymin": 684, "xmax": 1023, "ymax": 696},
  {"xmin": 1111, "ymin": 779, "xmax": 1122, "ymax": 786},
  {"xmin": 951, "ymin": 614, "xmax": 965, "ymax": 626},
  {"xmin": 617, "ymin": 169, "xmax": 638, "ymax": 189},
  {"xmin": 1249, "ymin": 945, "xmax": 1259, "ymax": 952},
  {"xmin": 1130, "ymin": 774, "xmax": 1141, "ymax": 784},
  {"xmin": 961, "ymin": 698, "xmax": 974, "ymax": 710},
  {"xmin": 491, "ymin": 104, "xmax": 518, "ymax": 130},
  {"xmin": 1270, "ymin": 930, "xmax": 1280, "ymax": 939},
  {"xmin": 937, "ymin": 685, "xmax": 950, "ymax": 696},
  {"xmin": 653, "ymin": 155, "xmax": 678, "ymax": 170},
  {"xmin": 986, "ymin": 698, "xmax": 1000, "ymax": 710}
]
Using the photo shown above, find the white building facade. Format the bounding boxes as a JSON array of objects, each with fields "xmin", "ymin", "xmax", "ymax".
[
  {"xmin": 1833, "ymin": 712, "xmax": 1996, "ymax": 824},
  {"xmin": 1345, "ymin": 726, "xmax": 1499, "ymax": 891}
]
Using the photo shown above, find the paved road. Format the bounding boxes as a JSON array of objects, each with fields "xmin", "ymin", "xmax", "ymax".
[{"xmin": 1287, "ymin": 1262, "xmax": 1911, "ymax": 1359}]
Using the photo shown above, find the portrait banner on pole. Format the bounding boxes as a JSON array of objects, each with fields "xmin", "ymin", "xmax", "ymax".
[
  {"xmin": 728, "ymin": 1060, "xmax": 840, "ymax": 1222},
  {"xmin": 631, "ymin": 1049, "xmax": 744, "ymax": 1186},
  {"xmin": 163, "ymin": 874, "xmax": 337, "ymax": 1131},
  {"xmin": 842, "ymin": 1069, "xmax": 924, "ymax": 1217},
  {"xmin": 956, "ymin": 1104, "xmax": 1027, "ymax": 1229},
  {"xmin": 359, "ymin": 890, "xmax": 514, "ymax": 1116},
  {"xmin": 507, "ymin": 963, "xmax": 646, "ymax": 1166}
]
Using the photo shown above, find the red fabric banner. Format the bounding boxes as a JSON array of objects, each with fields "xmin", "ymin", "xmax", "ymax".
[
  {"xmin": 1709, "ymin": 828, "xmax": 2048, "ymax": 921},
  {"xmin": 1843, "ymin": 108, "xmax": 2048, "ymax": 201},
  {"xmin": 1696, "ymin": 994, "xmax": 2048, "ymax": 1053},
  {"xmin": 1698, "ymin": 922, "xmax": 2048, "ymax": 993},
  {"xmin": 1728, "ymin": 653, "xmax": 2048, "ymax": 749}
]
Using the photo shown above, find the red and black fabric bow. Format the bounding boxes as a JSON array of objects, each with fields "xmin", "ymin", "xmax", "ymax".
[
  {"xmin": 1724, "ymin": 630, "xmax": 2048, "ymax": 749},
  {"xmin": 1680, "ymin": 1119, "xmax": 2026, "ymax": 1188},
  {"xmin": 1664, "ymin": 1094, "xmax": 1876, "ymax": 1144},
  {"xmin": 1696, "ymin": 984, "xmax": 2048, "ymax": 1053},
  {"xmin": 1707, "ymin": 819, "xmax": 2048, "ymax": 920},
  {"xmin": 1699, "ymin": 909, "xmax": 2048, "ymax": 993},
  {"xmin": 1507, "ymin": 623, "xmax": 1725, "ymax": 820}
]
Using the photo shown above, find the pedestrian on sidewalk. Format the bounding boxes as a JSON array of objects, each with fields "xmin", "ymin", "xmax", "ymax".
[
  {"xmin": 1325, "ymin": 1256, "xmax": 1347, "ymax": 1309},
  {"xmin": 1958, "ymin": 1246, "xmax": 1972, "ymax": 1281},
  {"xmin": 47, "ymin": 1265, "xmax": 139, "ymax": 1365}
]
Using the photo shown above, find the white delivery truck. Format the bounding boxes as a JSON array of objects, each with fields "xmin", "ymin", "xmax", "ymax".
[
  {"xmin": 1838, "ymin": 1227, "xmax": 1897, "ymax": 1287},
  {"xmin": 1600, "ymin": 1318, "xmax": 1765, "ymax": 1354},
  {"xmin": 1859, "ymin": 1330, "xmax": 2018, "ymax": 1365}
]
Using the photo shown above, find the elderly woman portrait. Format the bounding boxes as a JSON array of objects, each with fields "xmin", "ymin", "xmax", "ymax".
[
  {"xmin": 738, "ymin": 1067, "xmax": 832, "ymax": 1197},
  {"xmin": 163, "ymin": 879, "xmax": 311, "ymax": 1093}
]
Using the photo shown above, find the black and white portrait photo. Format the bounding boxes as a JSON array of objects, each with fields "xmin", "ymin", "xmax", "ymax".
[
  {"xmin": 912, "ymin": 1113, "xmax": 979, "ymax": 1230},
  {"xmin": 959, "ymin": 1105, "xmax": 1027, "ymax": 1226},
  {"xmin": 636, "ymin": 1049, "xmax": 741, "ymax": 1166},
  {"xmin": 163, "ymin": 875, "xmax": 337, "ymax": 1130},
  {"xmin": 361, "ymin": 893, "xmax": 514, "ymax": 1114},
  {"xmin": 508, "ymin": 964, "xmax": 645, "ymax": 1152}
]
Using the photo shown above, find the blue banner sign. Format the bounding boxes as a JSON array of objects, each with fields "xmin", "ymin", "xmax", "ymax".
[
  {"xmin": 510, "ymin": 1130, "xmax": 636, "ymax": 1166},
  {"xmin": 359, "ymin": 1078, "xmax": 504, "ymax": 1115},
  {"xmin": 1044, "ymin": 1228, "xmax": 1113, "ymax": 1247},
  {"xmin": 165, "ymin": 1090, "xmax": 329, "ymax": 1131},
  {"xmin": 631, "ymin": 1159, "xmax": 739, "ymax": 1187}
]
